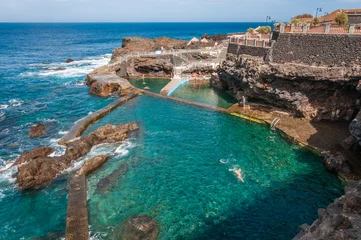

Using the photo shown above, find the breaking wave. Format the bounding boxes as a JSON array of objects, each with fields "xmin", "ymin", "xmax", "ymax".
[{"xmin": 22, "ymin": 54, "xmax": 111, "ymax": 78}]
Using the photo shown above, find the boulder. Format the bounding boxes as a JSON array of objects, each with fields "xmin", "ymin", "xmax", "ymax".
[
  {"xmin": 85, "ymin": 73, "xmax": 133, "ymax": 97},
  {"xmin": 17, "ymin": 122, "xmax": 138, "ymax": 190},
  {"xmin": 350, "ymin": 110, "xmax": 361, "ymax": 146},
  {"xmin": 29, "ymin": 123, "xmax": 47, "ymax": 137},
  {"xmin": 321, "ymin": 151, "xmax": 351, "ymax": 174},
  {"xmin": 76, "ymin": 155, "xmax": 108, "ymax": 176},
  {"xmin": 65, "ymin": 58, "xmax": 75, "ymax": 63},
  {"xmin": 14, "ymin": 146, "xmax": 54, "ymax": 166},
  {"xmin": 117, "ymin": 215, "xmax": 159, "ymax": 240}
]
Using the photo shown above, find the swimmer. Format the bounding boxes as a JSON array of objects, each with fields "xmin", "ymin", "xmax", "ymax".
[{"xmin": 233, "ymin": 168, "xmax": 245, "ymax": 182}]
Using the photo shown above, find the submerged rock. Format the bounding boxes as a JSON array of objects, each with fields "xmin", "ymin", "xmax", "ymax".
[
  {"xmin": 17, "ymin": 123, "xmax": 138, "ymax": 190},
  {"xmin": 294, "ymin": 180, "xmax": 361, "ymax": 240},
  {"xmin": 96, "ymin": 163, "xmax": 128, "ymax": 194},
  {"xmin": 14, "ymin": 146, "xmax": 54, "ymax": 166},
  {"xmin": 29, "ymin": 123, "xmax": 47, "ymax": 137},
  {"xmin": 76, "ymin": 155, "xmax": 108, "ymax": 176},
  {"xmin": 65, "ymin": 58, "xmax": 75, "ymax": 63},
  {"xmin": 117, "ymin": 215, "xmax": 159, "ymax": 240},
  {"xmin": 30, "ymin": 230, "xmax": 65, "ymax": 240}
]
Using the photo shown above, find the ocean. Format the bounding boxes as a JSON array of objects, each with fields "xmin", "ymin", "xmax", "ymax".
[{"xmin": 0, "ymin": 23, "xmax": 344, "ymax": 240}]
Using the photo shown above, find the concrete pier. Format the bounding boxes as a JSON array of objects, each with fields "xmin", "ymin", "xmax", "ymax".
[
  {"xmin": 65, "ymin": 175, "xmax": 88, "ymax": 240},
  {"xmin": 59, "ymin": 91, "xmax": 138, "ymax": 145}
]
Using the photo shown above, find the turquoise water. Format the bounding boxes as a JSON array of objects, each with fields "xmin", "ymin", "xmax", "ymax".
[
  {"xmin": 128, "ymin": 78, "xmax": 170, "ymax": 93},
  {"xmin": 0, "ymin": 23, "xmax": 343, "ymax": 239},
  {"xmin": 82, "ymin": 95, "xmax": 343, "ymax": 240},
  {"xmin": 171, "ymin": 83, "xmax": 237, "ymax": 108}
]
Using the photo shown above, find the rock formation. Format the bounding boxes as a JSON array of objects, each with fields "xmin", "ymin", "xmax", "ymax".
[
  {"xmin": 294, "ymin": 181, "xmax": 361, "ymax": 240},
  {"xmin": 65, "ymin": 58, "xmax": 75, "ymax": 63},
  {"xmin": 85, "ymin": 73, "xmax": 134, "ymax": 97},
  {"xmin": 16, "ymin": 123, "xmax": 138, "ymax": 190},
  {"xmin": 14, "ymin": 146, "xmax": 54, "ymax": 166},
  {"xmin": 115, "ymin": 215, "xmax": 159, "ymax": 240},
  {"xmin": 76, "ymin": 155, "xmax": 108, "ymax": 176},
  {"xmin": 29, "ymin": 123, "xmax": 47, "ymax": 137},
  {"xmin": 212, "ymin": 54, "xmax": 361, "ymax": 121}
]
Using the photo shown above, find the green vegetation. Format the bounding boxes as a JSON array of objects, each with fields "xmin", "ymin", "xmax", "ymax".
[
  {"xmin": 293, "ymin": 13, "xmax": 313, "ymax": 19},
  {"xmin": 257, "ymin": 26, "xmax": 272, "ymax": 34},
  {"xmin": 335, "ymin": 11, "xmax": 348, "ymax": 25},
  {"xmin": 290, "ymin": 19, "xmax": 300, "ymax": 24},
  {"xmin": 313, "ymin": 17, "xmax": 320, "ymax": 25},
  {"xmin": 247, "ymin": 28, "xmax": 254, "ymax": 34}
]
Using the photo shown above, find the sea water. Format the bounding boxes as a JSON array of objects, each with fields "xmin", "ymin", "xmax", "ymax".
[{"xmin": 0, "ymin": 23, "xmax": 343, "ymax": 239}]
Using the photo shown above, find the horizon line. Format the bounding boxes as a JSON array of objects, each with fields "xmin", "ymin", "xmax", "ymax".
[{"xmin": 0, "ymin": 21, "xmax": 275, "ymax": 24}]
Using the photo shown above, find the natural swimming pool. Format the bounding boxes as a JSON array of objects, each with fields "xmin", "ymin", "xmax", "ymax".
[
  {"xmin": 82, "ymin": 95, "xmax": 343, "ymax": 239},
  {"xmin": 128, "ymin": 78, "xmax": 170, "ymax": 94},
  {"xmin": 171, "ymin": 82, "xmax": 237, "ymax": 109}
]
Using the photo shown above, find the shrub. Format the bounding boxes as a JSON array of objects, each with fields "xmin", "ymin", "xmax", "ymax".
[
  {"xmin": 293, "ymin": 14, "xmax": 313, "ymax": 19},
  {"xmin": 257, "ymin": 26, "xmax": 272, "ymax": 34},
  {"xmin": 313, "ymin": 17, "xmax": 320, "ymax": 25},
  {"xmin": 290, "ymin": 19, "xmax": 300, "ymax": 24},
  {"xmin": 335, "ymin": 11, "xmax": 348, "ymax": 25},
  {"xmin": 247, "ymin": 28, "xmax": 254, "ymax": 34}
]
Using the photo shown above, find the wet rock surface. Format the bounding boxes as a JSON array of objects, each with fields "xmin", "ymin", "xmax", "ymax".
[
  {"xmin": 17, "ymin": 123, "xmax": 138, "ymax": 190},
  {"xmin": 65, "ymin": 58, "xmax": 75, "ymax": 63},
  {"xmin": 29, "ymin": 123, "xmax": 47, "ymax": 137},
  {"xmin": 14, "ymin": 146, "xmax": 54, "ymax": 166},
  {"xmin": 294, "ymin": 181, "xmax": 361, "ymax": 240},
  {"xmin": 76, "ymin": 155, "xmax": 108, "ymax": 176},
  {"xmin": 116, "ymin": 215, "xmax": 159, "ymax": 240}
]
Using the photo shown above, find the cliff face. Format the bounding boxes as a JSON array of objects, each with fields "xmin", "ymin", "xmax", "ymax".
[{"xmin": 213, "ymin": 54, "xmax": 361, "ymax": 121}]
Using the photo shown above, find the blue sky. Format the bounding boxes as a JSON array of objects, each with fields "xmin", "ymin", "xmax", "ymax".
[{"xmin": 0, "ymin": 0, "xmax": 360, "ymax": 22}]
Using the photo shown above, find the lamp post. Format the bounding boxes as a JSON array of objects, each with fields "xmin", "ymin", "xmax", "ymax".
[
  {"xmin": 312, "ymin": 8, "xmax": 322, "ymax": 26},
  {"xmin": 266, "ymin": 16, "xmax": 271, "ymax": 26},
  {"xmin": 272, "ymin": 20, "xmax": 276, "ymax": 30}
]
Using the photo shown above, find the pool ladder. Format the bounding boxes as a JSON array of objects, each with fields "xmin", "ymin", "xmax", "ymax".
[{"xmin": 270, "ymin": 117, "xmax": 281, "ymax": 130}]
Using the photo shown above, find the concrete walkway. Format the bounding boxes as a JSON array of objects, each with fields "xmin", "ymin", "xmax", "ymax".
[
  {"xmin": 59, "ymin": 92, "xmax": 138, "ymax": 145},
  {"xmin": 65, "ymin": 175, "xmax": 88, "ymax": 240}
]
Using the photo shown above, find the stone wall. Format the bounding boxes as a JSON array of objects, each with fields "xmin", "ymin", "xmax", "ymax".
[
  {"xmin": 348, "ymin": 15, "xmax": 361, "ymax": 25},
  {"xmin": 227, "ymin": 43, "xmax": 269, "ymax": 57},
  {"xmin": 269, "ymin": 33, "xmax": 361, "ymax": 66}
]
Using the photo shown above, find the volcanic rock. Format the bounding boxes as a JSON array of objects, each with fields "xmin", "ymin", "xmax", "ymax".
[
  {"xmin": 85, "ymin": 73, "xmax": 133, "ymax": 97},
  {"xmin": 294, "ymin": 180, "xmax": 361, "ymax": 240},
  {"xmin": 350, "ymin": 110, "xmax": 361, "ymax": 146},
  {"xmin": 76, "ymin": 155, "xmax": 108, "ymax": 176},
  {"xmin": 17, "ymin": 122, "xmax": 138, "ymax": 190},
  {"xmin": 29, "ymin": 123, "xmax": 47, "ymax": 137},
  {"xmin": 117, "ymin": 215, "xmax": 159, "ymax": 240},
  {"xmin": 321, "ymin": 151, "xmax": 351, "ymax": 174},
  {"xmin": 65, "ymin": 58, "xmax": 75, "ymax": 63},
  {"xmin": 14, "ymin": 146, "xmax": 54, "ymax": 166}
]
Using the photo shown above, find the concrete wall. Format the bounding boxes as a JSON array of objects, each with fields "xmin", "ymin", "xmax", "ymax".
[
  {"xmin": 227, "ymin": 43, "xmax": 268, "ymax": 57},
  {"xmin": 269, "ymin": 33, "xmax": 361, "ymax": 66},
  {"xmin": 348, "ymin": 15, "xmax": 361, "ymax": 25}
]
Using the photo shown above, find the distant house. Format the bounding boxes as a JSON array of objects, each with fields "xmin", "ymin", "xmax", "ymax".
[
  {"xmin": 320, "ymin": 9, "xmax": 361, "ymax": 25},
  {"xmin": 187, "ymin": 37, "xmax": 199, "ymax": 46}
]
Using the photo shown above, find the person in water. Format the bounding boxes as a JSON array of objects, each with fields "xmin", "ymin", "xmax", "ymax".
[{"xmin": 233, "ymin": 168, "xmax": 245, "ymax": 182}]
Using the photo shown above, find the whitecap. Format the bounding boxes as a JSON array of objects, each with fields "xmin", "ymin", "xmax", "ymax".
[
  {"xmin": 23, "ymin": 54, "xmax": 111, "ymax": 78},
  {"xmin": 58, "ymin": 131, "xmax": 68, "ymax": 135},
  {"xmin": 114, "ymin": 141, "xmax": 136, "ymax": 157},
  {"xmin": 36, "ymin": 118, "xmax": 57, "ymax": 123},
  {"xmin": 8, "ymin": 99, "xmax": 24, "ymax": 107},
  {"xmin": 0, "ymin": 104, "xmax": 9, "ymax": 109}
]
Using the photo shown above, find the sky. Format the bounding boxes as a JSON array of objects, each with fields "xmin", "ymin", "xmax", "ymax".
[{"xmin": 0, "ymin": 0, "xmax": 360, "ymax": 22}]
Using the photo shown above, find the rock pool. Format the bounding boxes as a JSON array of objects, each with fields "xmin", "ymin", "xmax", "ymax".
[{"xmin": 83, "ymin": 95, "xmax": 343, "ymax": 239}]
